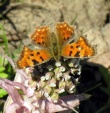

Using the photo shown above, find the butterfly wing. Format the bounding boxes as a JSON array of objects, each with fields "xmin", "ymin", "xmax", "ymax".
[
  {"xmin": 17, "ymin": 25, "xmax": 53, "ymax": 69},
  {"xmin": 56, "ymin": 21, "xmax": 75, "ymax": 45},
  {"xmin": 30, "ymin": 26, "xmax": 50, "ymax": 47},
  {"xmin": 17, "ymin": 46, "xmax": 52, "ymax": 69},
  {"xmin": 62, "ymin": 36, "xmax": 95, "ymax": 58}
]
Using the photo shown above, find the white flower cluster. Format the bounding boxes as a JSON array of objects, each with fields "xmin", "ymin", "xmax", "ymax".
[{"xmin": 29, "ymin": 59, "xmax": 81, "ymax": 103}]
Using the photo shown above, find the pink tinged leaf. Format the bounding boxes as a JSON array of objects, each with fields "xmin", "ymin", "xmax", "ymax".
[
  {"xmin": 0, "ymin": 79, "xmax": 23, "ymax": 104},
  {"xmin": 32, "ymin": 94, "xmax": 85, "ymax": 113},
  {"xmin": 16, "ymin": 69, "xmax": 28, "ymax": 80},
  {"xmin": 0, "ymin": 78, "xmax": 27, "ymax": 95},
  {"xmin": 0, "ymin": 78, "xmax": 31, "ymax": 113},
  {"xmin": 16, "ymin": 106, "xmax": 30, "ymax": 113},
  {"xmin": 4, "ymin": 102, "xmax": 20, "ymax": 113},
  {"xmin": 45, "ymin": 94, "xmax": 85, "ymax": 113}
]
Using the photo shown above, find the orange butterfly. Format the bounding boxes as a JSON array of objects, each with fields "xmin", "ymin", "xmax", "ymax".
[{"xmin": 17, "ymin": 22, "xmax": 95, "ymax": 69}]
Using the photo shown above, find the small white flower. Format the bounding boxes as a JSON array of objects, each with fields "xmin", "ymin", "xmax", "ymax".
[
  {"xmin": 49, "ymin": 82, "xmax": 56, "ymax": 87},
  {"xmin": 25, "ymin": 67, "xmax": 34, "ymax": 75},
  {"xmin": 77, "ymin": 71, "xmax": 81, "ymax": 75},
  {"xmin": 41, "ymin": 76, "xmax": 46, "ymax": 81},
  {"xmin": 68, "ymin": 62, "xmax": 74, "ymax": 67},
  {"xmin": 59, "ymin": 66, "xmax": 66, "ymax": 72},
  {"xmin": 47, "ymin": 65, "xmax": 53, "ymax": 71},
  {"xmin": 45, "ymin": 72, "xmax": 52, "ymax": 80},
  {"xmin": 44, "ymin": 92, "xmax": 49, "ymax": 98},
  {"xmin": 54, "ymin": 67, "xmax": 60, "ymax": 74},
  {"xmin": 70, "ymin": 85, "xmax": 75, "ymax": 91},
  {"xmin": 59, "ymin": 89, "xmax": 65, "ymax": 93},
  {"xmin": 55, "ymin": 61, "xmax": 61, "ymax": 67},
  {"xmin": 68, "ymin": 59, "xmax": 77, "ymax": 67},
  {"xmin": 69, "ymin": 90, "xmax": 74, "ymax": 93},
  {"xmin": 56, "ymin": 72, "xmax": 63, "ymax": 78},
  {"xmin": 75, "ymin": 78, "xmax": 79, "ymax": 82},
  {"xmin": 63, "ymin": 73, "xmax": 71, "ymax": 81},
  {"xmin": 49, "ymin": 78, "xmax": 56, "ymax": 87},
  {"xmin": 78, "ymin": 65, "xmax": 82, "ymax": 72},
  {"xmin": 70, "ymin": 68, "xmax": 76, "ymax": 74},
  {"xmin": 53, "ymin": 100, "xmax": 58, "ymax": 103}
]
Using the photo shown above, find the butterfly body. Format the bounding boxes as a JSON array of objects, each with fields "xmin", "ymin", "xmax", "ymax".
[{"xmin": 17, "ymin": 22, "xmax": 95, "ymax": 69}]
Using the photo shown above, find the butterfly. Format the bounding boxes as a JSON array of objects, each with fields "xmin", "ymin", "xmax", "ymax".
[{"xmin": 17, "ymin": 21, "xmax": 95, "ymax": 69}]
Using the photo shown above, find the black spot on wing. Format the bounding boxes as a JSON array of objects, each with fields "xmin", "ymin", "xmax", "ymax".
[
  {"xmin": 70, "ymin": 46, "xmax": 74, "ymax": 49},
  {"xmin": 36, "ymin": 52, "xmax": 40, "ymax": 55},
  {"xmin": 76, "ymin": 45, "xmax": 80, "ymax": 48},
  {"xmin": 42, "ymin": 41, "xmax": 45, "ymax": 45},
  {"xmin": 30, "ymin": 54, "xmax": 34, "ymax": 56},
  {"xmin": 38, "ymin": 42, "xmax": 41, "ymax": 45},
  {"xmin": 67, "ymin": 37, "xmax": 70, "ymax": 40},
  {"xmin": 40, "ymin": 56, "xmax": 44, "ymax": 61},
  {"xmin": 74, "ymin": 51, "xmax": 80, "ymax": 57},
  {"xmin": 32, "ymin": 59, "xmax": 39, "ymax": 65},
  {"xmin": 69, "ymin": 51, "xmax": 72, "ymax": 56}
]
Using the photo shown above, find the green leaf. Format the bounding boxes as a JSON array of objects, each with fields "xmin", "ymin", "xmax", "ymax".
[
  {"xmin": 0, "ymin": 67, "xmax": 5, "ymax": 73},
  {"xmin": 0, "ymin": 56, "xmax": 8, "ymax": 66},
  {"xmin": 95, "ymin": 66, "xmax": 110, "ymax": 113},
  {"xmin": 82, "ymin": 93, "xmax": 92, "ymax": 99},
  {"xmin": 99, "ymin": 66, "xmax": 110, "ymax": 97},
  {"xmin": 0, "ymin": 73, "xmax": 8, "ymax": 78},
  {"xmin": 99, "ymin": 66, "xmax": 110, "ymax": 95},
  {"xmin": 0, "ymin": 88, "xmax": 8, "ymax": 98},
  {"xmin": 0, "ymin": 24, "xmax": 9, "ymax": 55}
]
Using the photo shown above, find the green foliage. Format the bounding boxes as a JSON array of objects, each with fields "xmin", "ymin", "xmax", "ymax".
[
  {"xmin": 0, "ymin": 72, "xmax": 8, "ymax": 79},
  {"xmin": 0, "ymin": 54, "xmax": 15, "ymax": 99},
  {"xmin": 95, "ymin": 66, "xmax": 110, "ymax": 113},
  {"xmin": 0, "ymin": 23, "xmax": 15, "ymax": 101},
  {"xmin": 0, "ymin": 89, "xmax": 7, "ymax": 98},
  {"xmin": 0, "ymin": 99, "xmax": 4, "ymax": 113},
  {"xmin": 100, "ymin": 66, "xmax": 110, "ymax": 96},
  {"xmin": 0, "ymin": 24, "xmax": 9, "ymax": 55},
  {"xmin": 0, "ymin": 67, "xmax": 5, "ymax": 73},
  {"xmin": 0, "ymin": 56, "xmax": 8, "ymax": 67},
  {"xmin": 0, "ymin": 56, "xmax": 9, "ymax": 98}
]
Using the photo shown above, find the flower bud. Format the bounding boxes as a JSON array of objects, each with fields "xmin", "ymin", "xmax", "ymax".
[
  {"xmin": 54, "ymin": 67, "xmax": 60, "ymax": 74},
  {"xmin": 38, "ymin": 81, "xmax": 46, "ymax": 88},
  {"xmin": 59, "ymin": 81, "xmax": 65, "ymax": 89},
  {"xmin": 56, "ymin": 72, "xmax": 63, "ymax": 79},
  {"xmin": 68, "ymin": 59, "xmax": 77, "ymax": 67},
  {"xmin": 47, "ymin": 65, "xmax": 53, "ymax": 71},
  {"xmin": 43, "ymin": 85, "xmax": 52, "ymax": 95},
  {"xmin": 66, "ymin": 81, "xmax": 75, "ymax": 93},
  {"xmin": 59, "ymin": 66, "xmax": 66, "ymax": 72},
  {"xmin": 35, "ymin": 91, "xmax": 43, "ymax": 99},
  {"xmin": 55, "ymin": 61, "xmax": 61, "ymax": 67},
  {"xmin": 63, "ymin": 72, "xmax": 71, "ymax": 81},
  {"xmin": 51, "ymin": 92, "xmax": 59, "ymax": 103},
  {"xmin": 49, "ymin": 78, "xmax": 56, "ymax": 87},
  {"xmin": 45, "ymin": 72, "xmax": 53, "ymax": 80},
  {"xmin": 41, "ymin": 76, "xmax": 46, "ymax": 81},
  {"xmin": 70, "ymin": 68, "xmax": 76, "ymax": 74}
]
